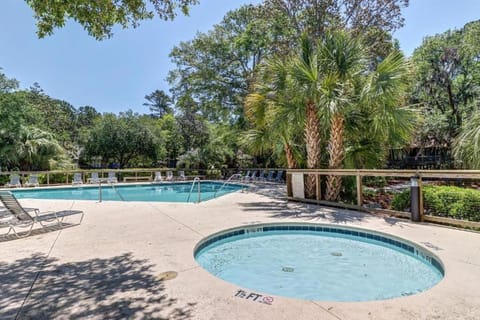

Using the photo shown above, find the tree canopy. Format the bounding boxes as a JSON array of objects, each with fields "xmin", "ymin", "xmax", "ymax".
[{"xmin": 25, "ymin": 0, "xmax": 199, "ymax": 39}]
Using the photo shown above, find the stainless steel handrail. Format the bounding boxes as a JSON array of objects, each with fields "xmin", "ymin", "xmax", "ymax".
[
  {"xmin": 214, "ymin": 174, "xmax": 243, "ymax": 198},
  {"xmin": 187, "ymin": 177, "xmax": 201, "ymax": 203}
]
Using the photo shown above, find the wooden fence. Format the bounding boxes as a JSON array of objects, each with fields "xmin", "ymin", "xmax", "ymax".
[{"xmin": 286, "ymin": 169, "xmax": 480, "ymax": 230}]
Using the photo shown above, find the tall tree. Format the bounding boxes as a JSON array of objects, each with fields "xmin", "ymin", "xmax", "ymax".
[
  {"xmin": 82, "ymin": 111, "xmax": 158, "ymax": 168},
  {"xmin": 143, "ymin": 90, "xmax": 173, "ymax": 118},
  {"xmin": 168, "ymin": 4, "xmax": 289, "ymax": 123},
  {"xmin": 25, "ymin": 0, "xmax": 199, "ymax": 39},
  {"xmin": 411, "ymin": 20, "xmax": 480, "ymax": 148}
]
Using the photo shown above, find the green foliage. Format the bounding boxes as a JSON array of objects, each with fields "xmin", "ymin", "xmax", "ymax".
[
  {"xmin": 364, "ymin": 176, "xmax": 387, "ymax": 188},
  {"xmin": 25, "ymin": 0, "xmax": 199, "ymax": 40},
  {"xmin": 411, "ymin": 20, "xmax": 480, "ymax": 149},
  {"xmin": 453, "ymin": 111, "xmax": 480, "ymax": 168},
  {"xmin": 143, "ymin": 90, "xmax": 173, "ymax": 118},
  {"xmin": 82, "ymin": 111, "xmax": 158, "ymax": 168},
  {"xmin": 392, "ymin": 185, "xmax": 480, "ymax": 221},
  {"xmin": 391, "ymin": 188, "xmax": 411, "ymax": 212}
]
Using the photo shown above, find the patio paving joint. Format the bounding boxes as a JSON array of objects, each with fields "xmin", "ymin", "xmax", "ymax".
[{"xmin": 310, "ymin": 301, "xmax": 343, "ymax": 320}]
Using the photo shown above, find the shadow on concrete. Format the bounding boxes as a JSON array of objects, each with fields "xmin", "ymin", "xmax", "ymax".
[
  {"xmin": 240, "ymin": 184, "xmax": 386, "ymax": 224},
  {"xmin": 0, "ymin": 223, "xmax": 78, "ymax": 242},
  {"xmin": 240, "ymin": 199, "xmax": 374, "ymax": 224},
  {"xmin": 241, "ymin": 184, "xmax": 408, "ymax": 225},
  {"xmin": 0, "ymin": 253, "xmax": 196, "ymax": 320}
]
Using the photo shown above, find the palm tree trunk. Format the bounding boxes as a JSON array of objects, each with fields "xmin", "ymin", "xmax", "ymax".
[
  {"xmin": 326, "ymin": 113, "xmax": 345, "ymax": 201},
  {"xmin": 284, "ymin": 143, "xmax": 297, "ymax": 169},
  {"xmin": 305, "ymin": 101, "xmax": 321, "ymax": 198}
]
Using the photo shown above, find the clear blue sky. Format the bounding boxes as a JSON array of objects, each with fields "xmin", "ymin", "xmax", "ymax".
[{"xmin": 0, "ymin": 0, "xmax": 479, "ymax": 114}]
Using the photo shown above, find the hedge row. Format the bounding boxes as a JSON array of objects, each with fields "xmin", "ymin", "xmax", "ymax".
[{"xmin": 392, "ymin": 185, "xmax": 480, "ymax": 222}]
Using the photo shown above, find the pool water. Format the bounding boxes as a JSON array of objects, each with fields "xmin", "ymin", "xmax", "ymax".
[
  {"xmin": 12, "ymin": 182, "xmax": 243, "ymax": 202},
  {"xmin": 195, "ymin": 225, "xmax": 444, "ymax": 301}
]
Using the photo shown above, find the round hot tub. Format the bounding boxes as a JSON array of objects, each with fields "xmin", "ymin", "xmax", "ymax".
[{"xmin": 194, "ymin": 223, "xmax": 444, "ymax": 302}]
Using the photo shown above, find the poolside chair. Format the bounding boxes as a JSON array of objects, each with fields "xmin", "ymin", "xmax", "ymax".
[
  {"xmin": 72, "ymin": 173, "xmax": 83, "ymax": 185},
  {"xmin": 241, "ymin": 171, "xmax": 251, "ymax": 182},
  {"xmin": 274, "ymin": 170, "xmax": 285, "ymax": 183},
  {"xmin": 178, "ymin": 171, "xmax": 186, "ymax": 181},
  {"xmin": 153, "ymin": 171, "xmax": 164, "ymax": 183},
  {"xmin": 0, "ymin": 191, "xmax": 84, "ymax": 238},
  {"xmin": 5, "ymin": 174, "xmax": 21, "ymax": 188},
  {"xmin": 255, "ymin": 170, "xmax": 266, "ymax": 181},
  {"xmin": 107, "ymin": 171, "xmax": 118, "ymax": 183},
  {"xmin": 265, "ymin": 171, "xmax": 275, "ymax": 182},
  {"xmin": 166, "ymin": 171, "xmax": 174, "ymax": 181},
  {"xmin": 88, "ymin": 172, "xmax": 101, "ymax": 184},
  {"xmin": 24, "ymin": 174, "xmax": 40, "ymax": 187}
]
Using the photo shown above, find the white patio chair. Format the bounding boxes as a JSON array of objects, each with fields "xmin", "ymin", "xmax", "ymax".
[
  {"xmin": 166, "ymin": 171, "xmax": 174, "ymax": 181},
  {"xmin": 153, "ymin": 172, "xmax": 164, "ymax": 183},
  {"xmin": 88, "ymin": 172, "xmax": 100, "ymax": 184},
  {"xmin": 107, "ymin": 171, "xmax": 118, "ymax": 183},
  {"xmin": 24, "ymin": 174, "xmax": 39, "ymax": 187},
  {"xmin": 5, "ymin": 174, "xmax": 21, "ymax": 188},
  {"xmin": 178, "ymin": 171, "xmax": 186, "ymax": 181},
  {"xmin": 72, "ymin": 173, "xmax": 83, "ymax": 185}
]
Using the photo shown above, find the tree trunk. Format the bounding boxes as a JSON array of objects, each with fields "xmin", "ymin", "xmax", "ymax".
[
  {"xmin": 284, "ymin": 143, "xmax": 297, "ymax": 169},
  {"xmin": 326, "ymin": 113, "xmax": 345, "ymax": 201},
  {"xmin": 304, "ymin": 101, "xmax": 321, "ymax": 198}
]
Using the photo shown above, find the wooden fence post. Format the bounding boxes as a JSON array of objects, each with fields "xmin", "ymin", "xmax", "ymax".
[{"xmin": 356, "ymin": 174, "xmax": 363, "ymax": 207}]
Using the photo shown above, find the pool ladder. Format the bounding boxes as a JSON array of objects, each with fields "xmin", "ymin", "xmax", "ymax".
[
  {"xmin": 213, "ymin": 174, "xmax": 243, "ymax": 198},
  {"xmin": 187, "ymin": 177, "xmax": 201, "ymax": 203},
  {"xmin": 98, "ymin": 180, "xmax": 125, "ymax": 202}
]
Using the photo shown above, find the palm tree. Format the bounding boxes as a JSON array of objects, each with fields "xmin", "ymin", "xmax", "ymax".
[
  {"xmin": 320, "ymin": 33, "xmax": 416, "ymax": 201},
  {"xmin": 317, "ymin": 32, "xmax": 364, "ymax": 200},
  {"xmin": 453, "ymin": 111, "xmax": 480, "ymax": 168},
  {"xmin": 245, "ymin": 31, "xmax": 416, "ymax": 201},
  {"xmin": 243, "ymin": 57, "xmax": 304, "ymax": 169}
]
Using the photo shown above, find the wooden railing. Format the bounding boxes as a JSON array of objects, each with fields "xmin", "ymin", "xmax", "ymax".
[
  {"xmin": 0, "ymin": 168, "xmax": 212, "ymax": 185},
  {"xmin": 286, "ymin": 169, "xmax": 480, "ymax": 230}
]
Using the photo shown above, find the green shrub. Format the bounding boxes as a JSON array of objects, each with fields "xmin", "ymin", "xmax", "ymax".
[
  {"xmin": 392, "ymin": 185, "xmax": 480, "ymax": 221},
  {"xmin": 391, "ymin": 189, "xmax": 411, "ymax": 212},
  {"xmin": 364, "ymin": 176, "xmax": 387, "ymax": 188}
]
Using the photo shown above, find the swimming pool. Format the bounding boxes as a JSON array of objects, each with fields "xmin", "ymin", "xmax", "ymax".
[
  {"xmin": 12, "ymin": 182, "xmax": 244, "ymax": 203},
  {"xmin": 195, "ymin": 223, "xmax": 444, "ymax": 302}
]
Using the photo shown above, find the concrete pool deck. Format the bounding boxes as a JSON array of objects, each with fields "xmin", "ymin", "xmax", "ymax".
[{"xmin": 1, "ymin": 184, "xmax": 479, "ymax": 319}]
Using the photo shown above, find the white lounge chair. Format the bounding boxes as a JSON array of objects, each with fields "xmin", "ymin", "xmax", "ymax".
[
  {"xmin": 5, "ymin": 174, "xmax": 21, "ymax": 188},
  {"xmin": 72, "ymin": 173, "xmax": 83, "ymax": 185},
  {"xmin": 24, "ymin": 174, "xmax": 39, "ymax": 187},
  {"xmin": 88, "ymin": 172, "xmax": 101, "ymax": 184},
  {"xmin": 153, "ymin": 172, "xmax": 164, "ymax": 183},
  {"xmin": 0, "ymin": 191, "xmax": 84, "ymax": 238},
  {"xmin": 166, "ymin": 171, "xmax": 174, "ymax": 181},
  {"xmin": 107, "ymin": 171, "xmax": 118, "ymax": 183},
  {"xmin": 178, "ymin": 171, "xmax": 186, "ymax": 181}
]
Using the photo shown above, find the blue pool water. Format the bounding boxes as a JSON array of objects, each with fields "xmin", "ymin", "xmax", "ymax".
[
  {"xmin": 12, "ymin": 182, "xmax": 243, "ymax": 202},
  {"xmin": 195, "ymin": 224, "xmax": 444, "ymax": 301}
]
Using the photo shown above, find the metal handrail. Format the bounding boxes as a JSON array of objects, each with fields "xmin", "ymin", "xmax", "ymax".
[
  {"xmin": 187, "ymin": 177, "xmax": 201, "ymax": 203},
  {"xmin": 98, "ymin": 179, "xmax": 124, "ymax": 202},
  {"xmin": 214, "ymin": 174, "xmax": 243, "ymax": 198}
]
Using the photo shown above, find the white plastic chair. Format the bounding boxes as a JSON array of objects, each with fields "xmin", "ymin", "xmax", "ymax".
[
  {"xmin": 72, "ymin": 173, "xmax": 83, "ymax": 185},
  {"xmin": 153, "ymin": 172, "xmax": 164, "ymax": 183},
  {"xmin": 5, "ymin": 174, "xmax": 21, "ymax": 188},
  {"xmin": 107, "ymin": 171, "xmax": 118, "ymax": 183},
  {"xmin": 24, "ymin": 174, "xmax": 39, "ymax": 187},
  {"xmin": 88, "ymin": 172, "xmax": 100, "ymax": 184}
]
